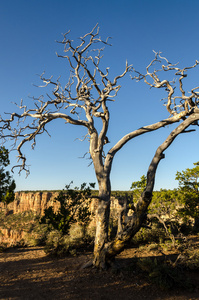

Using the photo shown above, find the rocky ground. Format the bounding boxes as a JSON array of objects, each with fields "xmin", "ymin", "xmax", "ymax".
[{"xmin": 1, "ymin": 245, "xmax": 199, "ymax": 300}]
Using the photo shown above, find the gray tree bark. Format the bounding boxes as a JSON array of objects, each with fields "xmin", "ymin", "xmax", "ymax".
[
  {"xmin": 1, "ymin": 26, "xmax": 199, "ymax": 269},
  {"xmin": 92, "ymin": 112, "xmax": 199, "ymax": 268}
]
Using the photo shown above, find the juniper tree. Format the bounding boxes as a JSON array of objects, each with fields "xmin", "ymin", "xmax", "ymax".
[
  {"xmin": 176, "ymin": 162, "xmax": 199, "ymax": 229},
  {"xmin": 0, "ymin": 146, "xmax": 16, "ymax": 204}
]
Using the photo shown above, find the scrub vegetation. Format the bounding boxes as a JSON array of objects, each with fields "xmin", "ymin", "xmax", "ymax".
[{"xmin": 1, "ymin": 162, "xmax": 199, "ymax": 292}]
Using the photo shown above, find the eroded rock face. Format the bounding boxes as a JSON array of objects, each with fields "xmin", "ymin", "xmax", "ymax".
[
  {"xmin": 0, "ymin": 228, "xmax": 26, "ymax": 246},
  {"xmin": 0, "ymin": 192, "xmax": 124, "ymax": 246},
  {"xmin": 0, "ymin": 192, "xmax": 123, "ymax": 216},
  {"xmin": 0, "ymin": 192, "xmax": 60, "ymax": 215},
  {"xmin": 0, "ymin": 192, "xmax": 60, "ymax": 246}
]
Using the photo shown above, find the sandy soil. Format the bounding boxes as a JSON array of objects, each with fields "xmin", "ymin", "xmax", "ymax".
[{"xmin": 0, "ymin": 246, "xmax": 199, "ymax": 300}]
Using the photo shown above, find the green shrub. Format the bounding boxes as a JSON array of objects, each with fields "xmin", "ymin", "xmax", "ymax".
[
  {"xmin": 0, "ymin": 182, "xmax": 95, "ymax": 253},
  {"xmin": 40, "ymin": 182, "xmax": 94, "ymax": 235},
  {"xmin": 0, "ymin": 146, "xmax": 16, "ymax": 204},
  {"xmin": 179, "ymin": 247, "xmax": 199, "ymax": 270},
  {"xmin": 133, "ymin": 225, "xmax": 167, "ymax": 245},
  {"xmin": 137, "ymin": 257, "xmax": 192, "ymax": 290},
  {"xmin": 44, "ymin": 223, "xmax": 94, "ymax": 256},
  {"xmin": 23, "ymin": 221, "xmax": 49, "ymax": 247}
]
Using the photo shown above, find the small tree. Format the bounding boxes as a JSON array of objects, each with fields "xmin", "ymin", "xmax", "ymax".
[
  {"xmin": 40, "ymin": 182, "xmax": 94, "ymax": 236},
  {"xmin": 0, "ymin": 146, "xmax": 16, "ymax": 204},
  {"xmin": 176, "ymin": 162, "xmax": 199, "ymax": 230},
  {"xmin": 131, "ymin": 176, "xmax": 178, "ymax": 244},
  {"xmin": 131, "ymin": 175, "xmax": 147, "ymax": 200},
  {"xmin": 1, "ymin": 25, "xmax": 199, "ymax": 268}
]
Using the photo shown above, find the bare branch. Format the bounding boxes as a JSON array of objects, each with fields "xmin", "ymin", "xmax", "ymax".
[
  {"xmin": 131, "ymin": 52, "xmax": 199, "ymax": 117},
  {"xmin": 145, "ymin": 112, "xmax": 199, "ymax": 194}
]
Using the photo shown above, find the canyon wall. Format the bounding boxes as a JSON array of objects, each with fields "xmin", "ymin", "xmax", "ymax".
[
  {"xmin": 0, "ymin": 192, "xmax": 124, "ymax": 246},
  {"xmin": 0, "ymin": 191, "xmax": 123, "ymax": 216},
  {"xmin": 3, "ymin": 192, "xmax": 60, "ymax": 215}
]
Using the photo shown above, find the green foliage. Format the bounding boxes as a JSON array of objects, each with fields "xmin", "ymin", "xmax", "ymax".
[
  {"xmin": 130, "ymin": 175, "xmax": 146, "ymax": 200},
  {"xmin": 131, "ymin": 175, "xmax": 181, "ymax": 243},
  {"xmin": 149, "ymin": 189, "xmax": 177, "ymax": 213},
  {"xmin": 44, "ymin": 223, "xmax": 94, "ymax": 257},
  {"xmin": 0, "ymin": 147, "xmax": 10, "ymax": 166},
  {"xmin": 175, "ymin": 162, "xmax": 199, "ymax": 228},
  {"xmin": 0, "ymin": 146, "xmax": 16, "ymax": 204},
  {"xmin": 40, "ymin": 182, "xmax": 94, "ymax": 235},
  {"xmin": 0, "ymin": 181, "xmax": 95, "ymax": 255},
  {"xmin": 148, "ymin": 189, "xmax": 187, "ymax": 243},
  {"xmin": 39, "ymin": 182, "xmax": 96, "ymax": 256},
  {"xmin": 180, "ymin": 247, "xmax": 199, "ymax": 270},
  {"xmin": 176, "ymin": 190, "xmax": 199, "ymax": 222},
  {"xmin": 176, "ymin": 162, "xmax": 199, "ymax": 191},
  {"xmin": 133, "ymin": 225, "xmax": 167, "ymax": 245},
  {"xmin": 137, "ymin": 257, "xmax": 192, "ymax": 290},
  {"xmin": 0, "ymin": 209, "xmax": 95, "ymax": 253},
  {"xmin": 131, "ymin": 165, "xmax": 199, "ymax": 245},
  {"xmin": 131, "ymin": 175, "xmax": 147, "ymax": 191}
]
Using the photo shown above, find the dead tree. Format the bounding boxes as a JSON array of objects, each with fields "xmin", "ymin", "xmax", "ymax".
[{"xmin": 1, "ymin": 25, "xmax": 199, "ymax": 268}]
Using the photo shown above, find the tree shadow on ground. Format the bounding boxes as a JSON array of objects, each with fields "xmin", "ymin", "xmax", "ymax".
[{"xmin": 0, "ymin": 247, "xmax": 199, "ymax": 300}]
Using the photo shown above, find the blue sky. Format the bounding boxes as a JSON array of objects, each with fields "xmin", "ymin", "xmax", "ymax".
[{"xmin": 1, "ymin": 0, "xmax": 199, "ymax": 191}]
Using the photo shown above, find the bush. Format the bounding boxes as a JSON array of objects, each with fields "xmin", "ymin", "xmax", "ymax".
[
  {"xmin": 137, "ymin": 257, "xmax": 192, "ymax": 290},
  {"xmin": 178, "ymin": 247, "xmax": 199, "ymax": 270},
  {"xmin": 40, "ymin": 182, "xmax": 94, "ymax": 235},
  {"xmin": 44, "ymin": 223, "xmax": 94, "ymax": 256},
  {"xmin": 0, "ymin": 146, "xmax": 16, "ymax": 205},
  {"xmin": 133, "ymin": 224, "xmax": 167, "ymax": 245}
]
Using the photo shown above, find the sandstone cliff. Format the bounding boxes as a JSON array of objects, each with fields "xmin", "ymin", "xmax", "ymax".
[
  {"xmin": 0, "ymin": 191, "xmax": 123, "ymax": 216},
  {"xmin": 0, "ymin": 192, "xmax": 124, "ymax": 247},
  {"xmin": 0, "ymin": 192, "xmax": 60, "ymax": 215}
]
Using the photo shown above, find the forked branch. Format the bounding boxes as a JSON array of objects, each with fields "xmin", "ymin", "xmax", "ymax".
[{"xmin": 132, "ymin": 51, "xmax": 199, "ymax": 116}]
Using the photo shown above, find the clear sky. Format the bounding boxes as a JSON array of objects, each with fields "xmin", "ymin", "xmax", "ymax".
[{"xmin": 1, "ymin": 0, "xmax": 199, "ymax": 191}]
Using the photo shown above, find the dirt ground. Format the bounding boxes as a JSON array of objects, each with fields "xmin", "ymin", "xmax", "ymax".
[{"xmin": 0, "ymin": 245, "xmax": 199, "ymax": 300}]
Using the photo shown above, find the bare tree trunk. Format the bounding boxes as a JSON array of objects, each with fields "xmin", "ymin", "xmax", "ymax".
[
  {"xmin": 93, "ymin": 114, "xmax": 199, "ymax": 269},
  {"xmin": 103, "ymin": 190, "xmax": 153, "ymax": 265},
  {"xmin": 92, "ymin": 189, "xmax": 153, "ymax": 269},
  {"xmin": 93, "ymin": 175, "xmax": 111, "ymax": 269}
]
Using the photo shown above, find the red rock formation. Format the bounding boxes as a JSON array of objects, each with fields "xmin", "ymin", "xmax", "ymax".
[
  {"xmin": 0, "ymin": 192, "xmax": 60, "ymax": 215},
  {"xmin": 0, "ymin": 192, "xmax": 123, "ymax": 216}
]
